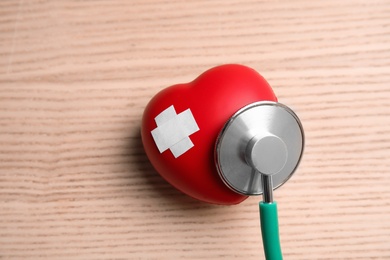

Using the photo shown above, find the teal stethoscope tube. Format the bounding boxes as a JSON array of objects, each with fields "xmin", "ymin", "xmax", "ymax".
[{"xmin": 260, "ymin": 202, "xmax": 283, "ymax": 260}]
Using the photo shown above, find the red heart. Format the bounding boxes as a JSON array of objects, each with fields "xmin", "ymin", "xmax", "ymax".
[{"xmin": 141, "ymin": 64, "xmax": 277, "ymax": 205}]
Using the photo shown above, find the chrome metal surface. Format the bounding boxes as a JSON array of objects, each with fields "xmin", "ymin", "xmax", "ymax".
[
  {"xmin": 261, "ymin": 174, "xmax": 274, "ymax": 203},
  {"xmin": 215, "ymin": 101, "xmax": 304, "ymax": 196},
  {"xmin": 245, "ymin": 134, "xmax": 288, "ymax": 176}
]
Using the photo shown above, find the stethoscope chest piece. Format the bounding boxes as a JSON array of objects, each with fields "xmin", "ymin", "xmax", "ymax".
[{"xmin": 215, "ymin": 101, "xmax": 304, "ymax": 196}]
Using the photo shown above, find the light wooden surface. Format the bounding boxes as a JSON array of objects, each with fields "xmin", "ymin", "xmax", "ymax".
[{"xmin": 1, "ymin": 0, "xmax": 390, "ymax": 259}]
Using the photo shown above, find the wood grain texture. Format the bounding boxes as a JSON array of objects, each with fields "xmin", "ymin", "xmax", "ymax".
[{"xmin": 1, "ymin": 0, "xmax": 389, "ymax": 259}]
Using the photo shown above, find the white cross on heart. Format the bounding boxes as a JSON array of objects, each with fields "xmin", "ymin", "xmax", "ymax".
[{"xmin": 151, "ymin": 105, "xmax": 200, "ymax": 158}]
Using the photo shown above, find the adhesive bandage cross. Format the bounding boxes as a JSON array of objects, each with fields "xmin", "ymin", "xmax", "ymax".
[{"xmin": 151, "ymin": 105, "xmax": 200, "ymax": 158}]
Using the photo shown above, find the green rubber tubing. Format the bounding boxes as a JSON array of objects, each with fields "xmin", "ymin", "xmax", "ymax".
[{"xmin": 259, "ymin": 202, "xmax": 283, "ymax": 260}]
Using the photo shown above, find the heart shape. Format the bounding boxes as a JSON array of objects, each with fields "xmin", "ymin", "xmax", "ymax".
[{"xmin": 141, "ymin": 64, "xmax": 277, "ymax": 205}]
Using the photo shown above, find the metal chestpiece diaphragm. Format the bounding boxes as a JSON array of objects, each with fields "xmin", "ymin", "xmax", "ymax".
[{"xmin": 215, "ymin": 101, "xmax": 304, "ymax": 196}]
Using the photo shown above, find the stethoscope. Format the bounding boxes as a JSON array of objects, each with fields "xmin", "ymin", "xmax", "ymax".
[
  {"xmin": 142, "ymin": 65, "xmax": 305, "ymax": 260},
  {"xmin": 215, "ymin": 101, "xmax": 304, "ymax": 259}
]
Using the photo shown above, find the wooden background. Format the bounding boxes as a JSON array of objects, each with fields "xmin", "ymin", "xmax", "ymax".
[{"xmin": 1, "ymin": 0, "xmax": 389, "ymax": 259}]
